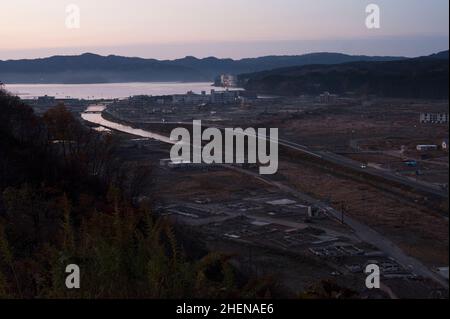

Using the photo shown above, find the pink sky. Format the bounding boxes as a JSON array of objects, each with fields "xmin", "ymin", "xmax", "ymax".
[{"xmin": 0, "ymin": 0, "xmax": 448, "ymax": 59}]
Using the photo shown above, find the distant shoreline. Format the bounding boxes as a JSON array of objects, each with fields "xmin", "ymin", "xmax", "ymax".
[{"xmin": 3, "ymin": 80, "xmax": 210, "ymax": 85}]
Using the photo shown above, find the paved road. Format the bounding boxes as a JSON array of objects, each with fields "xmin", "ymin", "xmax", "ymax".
[{"xmin": 278, "ymin": 139, "xmax": 448, "ymax": 199}]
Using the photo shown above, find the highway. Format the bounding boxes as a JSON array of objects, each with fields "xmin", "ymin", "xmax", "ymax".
[{"xmin": 277, "ymin": 138, "xmax": 449, "ymax": 199}]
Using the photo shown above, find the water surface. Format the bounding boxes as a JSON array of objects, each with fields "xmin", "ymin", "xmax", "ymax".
[{"xmin": 5, "ymin": 82, "xmax": 241, "ymax": 100}]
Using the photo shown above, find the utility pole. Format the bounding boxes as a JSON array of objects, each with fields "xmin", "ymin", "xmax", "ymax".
[{"xmin": 340, "ymin": 202, "xmax": 346, "ymax": 224}]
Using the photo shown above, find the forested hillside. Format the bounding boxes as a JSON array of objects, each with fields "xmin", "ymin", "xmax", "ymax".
[
  {"xmin": 240, "ymin": 51, "xmax": 449, "ymax": 99},
  {"xmin": 0, "ymin": 89, "xmax": 278, "ymax": 298},
  {"xmin": 0, "ymin": 52, "xmax": 404, "ymax": 84}
]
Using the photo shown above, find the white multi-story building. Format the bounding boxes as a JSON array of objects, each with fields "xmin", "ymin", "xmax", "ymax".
[
  {"xmin": 319, "ymin": 92, "xmax": 337, "ymax": 104},
  {"xmin": 420, "ymin": 113, "xmax": 448, "ymax": 124},
  {"xmin": 219, "ymin": 74, "xmax": 238, "ymax": 87}
]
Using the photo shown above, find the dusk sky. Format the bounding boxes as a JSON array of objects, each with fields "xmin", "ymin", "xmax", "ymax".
[{"xmin": 0, "ymin": 0, "xmax": 448, "ymax": 60}]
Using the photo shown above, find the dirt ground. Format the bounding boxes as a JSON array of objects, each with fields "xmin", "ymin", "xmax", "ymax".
[
  {"xmin": 277, "ymin": 159, "xmax": 449, "ymax": 268},
  {"xmin": 269, "ymin": 99, "xmax": 449, "ymax": 150},
  {"xmin": 113, "ymin": 97, "xmax": 449, "ymax": 296}
]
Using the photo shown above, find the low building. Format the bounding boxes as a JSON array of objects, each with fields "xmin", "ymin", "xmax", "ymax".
[
  {"xmin": 416, "ymin": 145, "xmax": 438, "ymax": 151},
  {"xmin": 159, "ymin": 158, "xmax": 222, "ymax": 170},
  {"xmin": 172, "ymin": 91, "xmax": 210, "ymax": 105},
  {"xmin": 210, "ymin": 89, "xmax": 240, "ymax": 104},
  {"xmin": 36, "ymin": 95, "xmax": 56, "ymax": 106}
]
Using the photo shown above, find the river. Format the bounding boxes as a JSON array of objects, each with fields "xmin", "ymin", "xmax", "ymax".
[{"xmin": 81, "ymin": 105, "xmax": 175, "ymax": 144}]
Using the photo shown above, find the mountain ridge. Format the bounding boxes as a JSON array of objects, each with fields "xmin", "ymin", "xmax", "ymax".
[{"xmin": 0, "ymin": 52, "xmax": 407, "ymax": 84}]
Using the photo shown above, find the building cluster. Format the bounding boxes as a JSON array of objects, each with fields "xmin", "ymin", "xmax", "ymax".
[
  {"xmin": 22, "ymin": 95, "xmax": 90, "ymax": 115},
  {"xmin": 27, "ymin": 95, "xmax": 88, "ymax": 108},
  {"xmin": 172, "ymin": 89, "xmax": 240, "ymax": 105}
]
